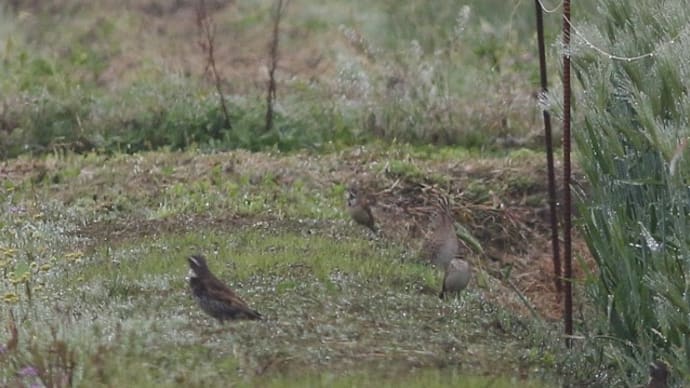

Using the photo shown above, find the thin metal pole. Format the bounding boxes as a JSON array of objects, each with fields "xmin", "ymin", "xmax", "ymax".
[
  {"xmin": 562, "ymin": 0, "xmax": 574, "ymax": 348},
  {"xmin": 534, "ymin": 0, "xmax": 562, "ymax": 301}
]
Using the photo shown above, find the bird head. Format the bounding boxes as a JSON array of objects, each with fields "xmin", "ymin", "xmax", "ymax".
[
  {"xmin": 346, "ymin": 188, "xmax": 357, "ymax": 207},
  {"xmin": 187, "ymin": 254, "xmax": 210, "ymax": 279}
]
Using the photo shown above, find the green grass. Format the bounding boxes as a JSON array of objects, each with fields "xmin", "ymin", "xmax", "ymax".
[
  {"xmin": 0, "ymin": 146, "xmax": 605, "ymax": 387},
  {"xmin": 2, "ymin": 225, "xmax": 553, "ymax": 387},
  {"xmin": 0, "ymin": 0, "xmax": 583, "ymax": 157},
  {"xmin": 571, "ymin": 0, "xmax": 690, "ymax": 383},
  {"xmin": 1, "ymin": 0, "xmax": 685, "ymax": 385}
]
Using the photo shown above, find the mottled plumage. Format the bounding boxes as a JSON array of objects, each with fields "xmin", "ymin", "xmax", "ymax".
[
  {"xmin": 420, "ymin": 195, "xmax": 460, "ymax": 269},
  {"xmin": 439, "ymin": 258, "xmax": 471, "ymax": 299},
  {"xmin": 187, "ymin": 255, "xmax": 262, "ymax": 321},
  {"xmin": 346, "ymin": 188, "xmax": 377, "ymax": 233}
]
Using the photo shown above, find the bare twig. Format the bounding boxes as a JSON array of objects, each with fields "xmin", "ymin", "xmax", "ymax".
[
  {"xmin": 196, "ymin": 0, "xmax": 232, "ymax": 134},
  {"xmin": 265, "ymin": 0, "xmax": 289, "ymax": 133}
]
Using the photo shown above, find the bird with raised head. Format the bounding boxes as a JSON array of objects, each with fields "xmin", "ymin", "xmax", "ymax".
[
  {"xmin": 346, "ymin": 187, "xmax": 378, "ymax": 234},
  {"xmin": 187, "ymin": 254, "xmax": 262, "ymax": 321},
  {"xmin": 439, "ymin": 257, "xmax": 472, "ymax": 299},
  {"xmin": 420, "ymin": 194, "xmax": 462, "ymax": 269},
  {"xmin": 418, "ymin": 193, "xmax": 472, "ymax": 298},
  {"xmin": 647, "ymin": 360, "xmax": 668, "ymax": 388}
]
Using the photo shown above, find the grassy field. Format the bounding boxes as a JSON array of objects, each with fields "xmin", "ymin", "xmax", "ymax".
[
  {"xmin": 0, "ymin": 146, "xmax": 602, "ymax": 387},
  {"xmin": 0, "ymin": 0, "xmax": 569, "ymax": 156},
  {"xmin": 0, "ymin": 0, "xmax": 637, "ymax": 387}
]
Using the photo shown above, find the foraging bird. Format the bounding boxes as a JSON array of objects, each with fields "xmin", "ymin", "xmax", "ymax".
[
  {"xmin": 647, "ymin": 360, "xmax": 668, "ymax": 388},
  {"xmin": 346, "ymin": 187, "xmax": 377, "ymax": 233},
  {"xmin": 439, "ymin": 258, "xmax": 471, "ymax": 299},
  {"xmin": 420, "ymin": 194, "xmax": 461, "ymax": 269},
  {"xmin": 187, "ymin": 254, "xmax": 262, "ymax": 321}
]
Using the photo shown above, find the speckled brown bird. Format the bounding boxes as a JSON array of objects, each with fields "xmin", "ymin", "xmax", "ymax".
[
  {"xmin": 187, "ymin": 254, "xmax": 262, "ymax": 321},
  {"xmin": 420, "ymin": 194, "xmax": 461, "ymax": 269},
  {"xmin": 346, "ymin": 187, "xmax": 378, "ymax": 234},
  {"xmin": 647, "ymin": 360, "xmax": 668, "ymax": 388},
  {"xmin": 439, "ymin": 257, "xmax": 472, "ymax": 299}
]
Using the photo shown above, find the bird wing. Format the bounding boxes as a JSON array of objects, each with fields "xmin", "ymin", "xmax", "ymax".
[
  {"xmin": 205, "ymin": 279, "xmax": 251, "ymax": 309},
  {"xmin": 207, "ymin": 281, "xmax": 263, "ymax": 320},
  {"xmin": 364, "ymin": 206, "xmax": 377, "ymax": 231}
]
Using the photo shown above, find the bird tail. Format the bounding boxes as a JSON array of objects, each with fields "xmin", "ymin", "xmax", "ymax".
[{"xmin": 249, "ymin": 309, "xmax": 263, "ymax": 320}]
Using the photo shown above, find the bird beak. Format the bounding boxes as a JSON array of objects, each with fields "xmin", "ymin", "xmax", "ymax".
[{"xmin": 186, "ymin": 268, "xmax": 197, "ymax": 280}]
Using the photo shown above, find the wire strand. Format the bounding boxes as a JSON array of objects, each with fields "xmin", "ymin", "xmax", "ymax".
[
  {"xmin": 536, "ymin": 0, "xmax": 688, "ymax": 62},
  {"xmin": 538, "ymin": 0, "xmax": 563, "ymax": 13}
]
